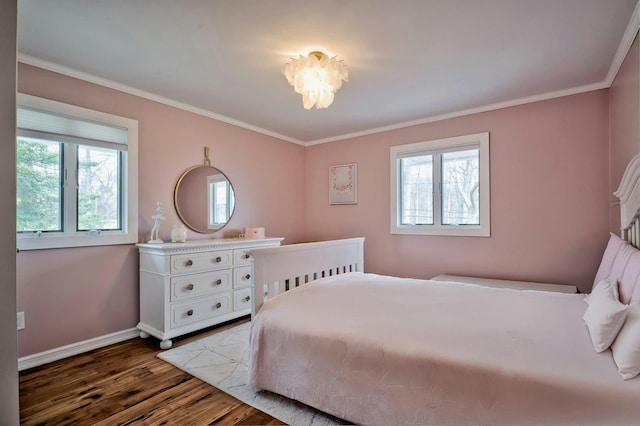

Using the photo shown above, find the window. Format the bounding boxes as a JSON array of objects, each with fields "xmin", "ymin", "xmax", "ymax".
[
  {"xmin": 17, "ymin": 93, "xmax": 138, "ymax": 250},
  {"xmin": 390, "ymin": 132, "xmax": 490, "ymax": 236}
]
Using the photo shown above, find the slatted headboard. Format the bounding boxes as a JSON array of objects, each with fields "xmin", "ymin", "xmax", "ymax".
[
  {"xmin": 614, "ymin": 153, "xmax": 640, "ymax": 248},
  {"xmin": 249, "ymin": 237, "xmax": 365, "ymax": 319}
]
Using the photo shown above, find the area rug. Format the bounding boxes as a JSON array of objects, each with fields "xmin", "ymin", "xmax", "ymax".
[{"xmin": 157, "ymin": 322, "xmax": 344, "ymax": 425}]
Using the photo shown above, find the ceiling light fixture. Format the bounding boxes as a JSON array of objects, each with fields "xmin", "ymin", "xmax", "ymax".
[{"xmin": 282, "ymin": 51, "xmax": 349, "ymax": 110}]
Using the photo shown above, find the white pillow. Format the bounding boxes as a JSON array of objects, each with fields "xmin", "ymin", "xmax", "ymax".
[
  {"xmin": 583, "ymin": 280, "xmax": 628, "ymax": 352},
  {"xmin": 611, "ymin": 303, "xmax": 640, "ymax": 380},
  {"xmin": 585, "ymin": 278, "xmax": 619, "ymax": 305}
]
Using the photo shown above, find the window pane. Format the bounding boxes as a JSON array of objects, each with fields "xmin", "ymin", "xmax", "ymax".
[
  {"xmin": 442, "ymin": 149, "xmax": 480, "ymax": 225},
  {"xmin": 77, "ymin": 145, "xmax": 121, "ymax": 231},
  {"xmin": 16, "ymin": 137, "xmax": 62, "ymax": 232},
  {"xmin": 400, "ymin": 155, "xmax": 433, "ymax": 225}
]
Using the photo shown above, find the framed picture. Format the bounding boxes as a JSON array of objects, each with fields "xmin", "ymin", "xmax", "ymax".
[{"xmin": 329, "ymin": 163, "xmax": 357, "ymax": 204}]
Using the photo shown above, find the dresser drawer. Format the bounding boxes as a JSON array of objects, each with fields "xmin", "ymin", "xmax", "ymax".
[
  {"xmin": 234, "ymin": 265, "xmax": 253, "ymax": 288},
  {"xmin": 233, "ymin": 249, "xmax": 253, "ymax": 266},
  {"xmin": 233, "ymin": 287, "xmax": 252, "ymax": 312},
  {"xmin": 170, "ymin": 250, "xmax": 232, "ymax": 274},
  {"xmin": 170, "ymin": 270, "xmax": 232, "ymax": 302},
  {"xmin": 171, "ymin": 294, "xmax": 231, "ymax": 329}
]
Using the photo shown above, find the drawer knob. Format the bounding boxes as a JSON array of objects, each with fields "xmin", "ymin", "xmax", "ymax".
[
  {"xmin": 215, "ymin": 256, "xmax": 222, "ymax": 263},
  {"xmin": 186, "ymin": 284, "xmax": 194, "ymax": 291},
  {"xmin": 185, "ymin": 259, "xmax": 193, "ymax": 267},
  {"xmin": 243, "ymin": 295, "xmax": 251, "ymax": 302},
  {"xmin": 245, "ymin": 274, "xmax": 251, "ymax": 280},
  {"xmin": 215, "ymin": 302, "xmax": 222, "ymax": 309},
  {"xmin": 187, "ymin": 309, "xmax": 194, "ymax": 316},
  {"xmin": 244, "ymin": 254, "xmax": 251, "ymax": 259},
  {"xmin": 215, "ymin": 279, "xmax": 222, "ymax": 285}
]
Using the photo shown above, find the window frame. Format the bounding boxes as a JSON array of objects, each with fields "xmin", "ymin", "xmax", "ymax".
[
  {"xmin": 16, "ymin": 93, "xmax": 138, "ymax": 250},
  {"xmin": 390, "ymin": 132, "xmax": 490, "ymax": 237}
]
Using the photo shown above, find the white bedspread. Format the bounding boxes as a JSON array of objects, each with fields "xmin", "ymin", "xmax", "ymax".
[{"xmin": 248, "ymin": 273, "xmax": 640, "ymax": 425}]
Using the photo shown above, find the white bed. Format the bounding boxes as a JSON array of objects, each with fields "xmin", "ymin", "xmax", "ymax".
[{"xmin": 247, "ymin": 156, "xmax": 640, "ymax": 425}]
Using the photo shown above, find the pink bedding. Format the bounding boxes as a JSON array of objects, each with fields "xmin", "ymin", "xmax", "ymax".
[{"xmin": 248, "ymin": 273, "xmax": 640, "ymax": 425}]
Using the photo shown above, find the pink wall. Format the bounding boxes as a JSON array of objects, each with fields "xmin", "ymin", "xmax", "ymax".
[
  {"xmin": 17, "ymin": 245, "xmax": 139, "ymax": 356},
  {"xmin": 305, "ymin": 91, "xmax": 611, "ymax": 293},
  {"xmin": 17, "ymin": 63, "xmax": 306, "ymax": 357},
  {"xmin": 610, "ymin": 35, "xmax": 640, "ymax": 234}
]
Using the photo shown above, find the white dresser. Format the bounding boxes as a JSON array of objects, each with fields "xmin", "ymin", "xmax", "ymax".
[{"xmin": 136, "ymin": 237, "xmax": 283, "ymax": 348}]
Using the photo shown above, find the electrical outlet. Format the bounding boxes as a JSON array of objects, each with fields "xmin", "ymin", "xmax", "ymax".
[{"xmin": 17, "ymin": 312, "xmax": 25, "ymax": 330}]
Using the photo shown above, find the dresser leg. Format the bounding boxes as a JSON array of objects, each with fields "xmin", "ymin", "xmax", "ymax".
[
  {"xmin": 160, "ymin": 339, "xmax": 173, "ymax": 350},
  {"xmin": 139, "ymin": 331, "xmax": 150, "ymax": 339}
]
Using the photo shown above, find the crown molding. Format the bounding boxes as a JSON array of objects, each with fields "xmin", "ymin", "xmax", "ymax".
[
  {"xmin": 300, "ymin": 2, "xmax": 640, "ymax": 146},
  {"xmin": 605, "ymin": 0, "xmax": 640, "ymax": 86},
  {"xmin": 304, "ymin": 81, "xmax": 608, "ymax": 146},
  {"xmin": 17, "ymin": 54, "xmax": 305, "ymax": 146}
]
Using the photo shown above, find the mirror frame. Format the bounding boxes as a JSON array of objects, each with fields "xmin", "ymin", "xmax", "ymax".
[{"xmin": 173, "ymin": 164, "xmax": 236, "ymax": 233}]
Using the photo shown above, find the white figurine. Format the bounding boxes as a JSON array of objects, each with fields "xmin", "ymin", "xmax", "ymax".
[{"xmin": 148, "ymin": 201, "xmax": 165, "ymax": 243}]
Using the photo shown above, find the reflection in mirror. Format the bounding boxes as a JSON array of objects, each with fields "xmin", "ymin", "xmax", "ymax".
[
  {"xmin": 174, "ymin": 165, "xmax": 235, "ymax": 233},
  {"xmin": 207, "ymin": 173, "xmax": 235, "ymax": 229}
]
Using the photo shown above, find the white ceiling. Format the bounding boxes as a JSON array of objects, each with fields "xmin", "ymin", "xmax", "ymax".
[{"xmin": 17, "ymin": 0, "xmax": 639, "ymax": 145}]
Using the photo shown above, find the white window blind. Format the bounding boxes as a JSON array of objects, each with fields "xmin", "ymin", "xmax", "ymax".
[{"xmin": 17, "ymin": 106, "xmax": 128, "ymax": 151}]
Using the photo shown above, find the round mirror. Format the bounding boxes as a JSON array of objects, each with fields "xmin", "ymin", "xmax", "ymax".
[{"xmin": 174, "ymin": 165, "xmax": 236, "ymax": 233}]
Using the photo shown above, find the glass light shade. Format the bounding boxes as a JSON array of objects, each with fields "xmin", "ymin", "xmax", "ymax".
[{"xmin": 282, "ymin": 52, "xmax": 348, "ymax": 110}]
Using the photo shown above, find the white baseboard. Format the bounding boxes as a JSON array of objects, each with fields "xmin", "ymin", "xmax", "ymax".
[{"xmin": 18, "ymin": 328, "xmax": 140, "ymax": 371}]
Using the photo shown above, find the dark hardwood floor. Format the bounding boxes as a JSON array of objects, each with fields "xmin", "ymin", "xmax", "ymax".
[{"xmin": 19, "ymin": 318, "xmax": 285, "ymax": 425}]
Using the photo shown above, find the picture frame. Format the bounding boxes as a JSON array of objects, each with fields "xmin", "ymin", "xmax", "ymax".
[{"xmin": 329, "ymin": 163, "xmax": 357, "ymax": 204}]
